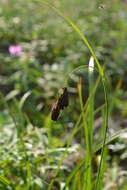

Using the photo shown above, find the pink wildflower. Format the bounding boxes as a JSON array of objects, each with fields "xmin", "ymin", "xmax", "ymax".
[{"xmin": 9, "ymin": 45, "xmax": 22, "ymax": 56}]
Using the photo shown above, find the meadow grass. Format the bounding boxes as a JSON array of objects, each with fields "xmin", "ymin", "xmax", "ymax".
[{"xmin": 0, "ymin": 0, "xmax": 127, "ymax": 189}]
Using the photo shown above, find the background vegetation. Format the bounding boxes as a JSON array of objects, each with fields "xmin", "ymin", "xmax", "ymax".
[{"xmin": 0, "ymin": 0, "xmax": 127, "ymax": 189}]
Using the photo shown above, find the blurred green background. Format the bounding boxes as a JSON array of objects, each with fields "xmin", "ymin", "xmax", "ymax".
[{"xmin": 0, "ymin": 0, "xmax": 127, "ymax": 189}]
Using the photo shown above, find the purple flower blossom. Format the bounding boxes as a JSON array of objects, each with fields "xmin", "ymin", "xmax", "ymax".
[{"xmin": 9, "ymin": 45, "xmax": 22, "ymax": 56}]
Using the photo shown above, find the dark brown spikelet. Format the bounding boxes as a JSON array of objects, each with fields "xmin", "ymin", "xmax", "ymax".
[
  {"xmin": 58, "ymin": 87, "xmax": 69, "ymax": 110},
  {"xmin": 51, "ymin": 101, "xmax": 60, "ymax": 121},
  {"xmin": 51, "ymin": 87, "xmax": 69, "ymax": 121}
]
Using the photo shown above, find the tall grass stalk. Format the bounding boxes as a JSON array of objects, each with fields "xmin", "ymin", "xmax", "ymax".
[
  {"xmin": 88, "ymin": 57, "xmax": 94, "ymax": 148},
  {"xmin": 94, "ymin": 81, "xmax": 108, "ymax": 190},
  {"xmin": 78, "ymin": 79, "xmax": 92, "ymax": 190},
  {"xmin": 84, "ymin": 56, "xmax": 95, "ymax": 189},
  {"xmin": 77, "ymin": 57, "xmax": 95, "ymax": 190}
]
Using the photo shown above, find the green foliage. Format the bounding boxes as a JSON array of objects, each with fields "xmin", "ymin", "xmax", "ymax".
[{"xmin": 0, "ymin": 0, "xmax": 127, "ymax": 189}]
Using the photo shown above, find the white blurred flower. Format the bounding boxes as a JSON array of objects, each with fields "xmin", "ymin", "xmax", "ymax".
[{"xmin": 89, "ymin": 56, "xmax": 94, "ymax": 73}]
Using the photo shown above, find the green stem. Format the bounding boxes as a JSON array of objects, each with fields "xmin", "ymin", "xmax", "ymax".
[
  {"xmin": 94, "ymin": 78, "xmax": 108, "ymax": 190},
  {"xmin": 78, "ymin": 80, "xmax": 92, "ymax": 190}
]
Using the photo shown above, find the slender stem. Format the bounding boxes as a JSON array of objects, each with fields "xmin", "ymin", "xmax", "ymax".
[
  {"xmin": 94, "ymin": 78, "xmax": 108, "ymax": 190},
  {"xmin": 77, "ymin": 79, "xmax": 92, "ymax": 190}
]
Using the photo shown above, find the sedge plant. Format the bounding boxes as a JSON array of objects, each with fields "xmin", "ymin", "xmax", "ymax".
[{"xmin": 34, "ymin": 0, "xmax": 109, "ymax": 189}]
